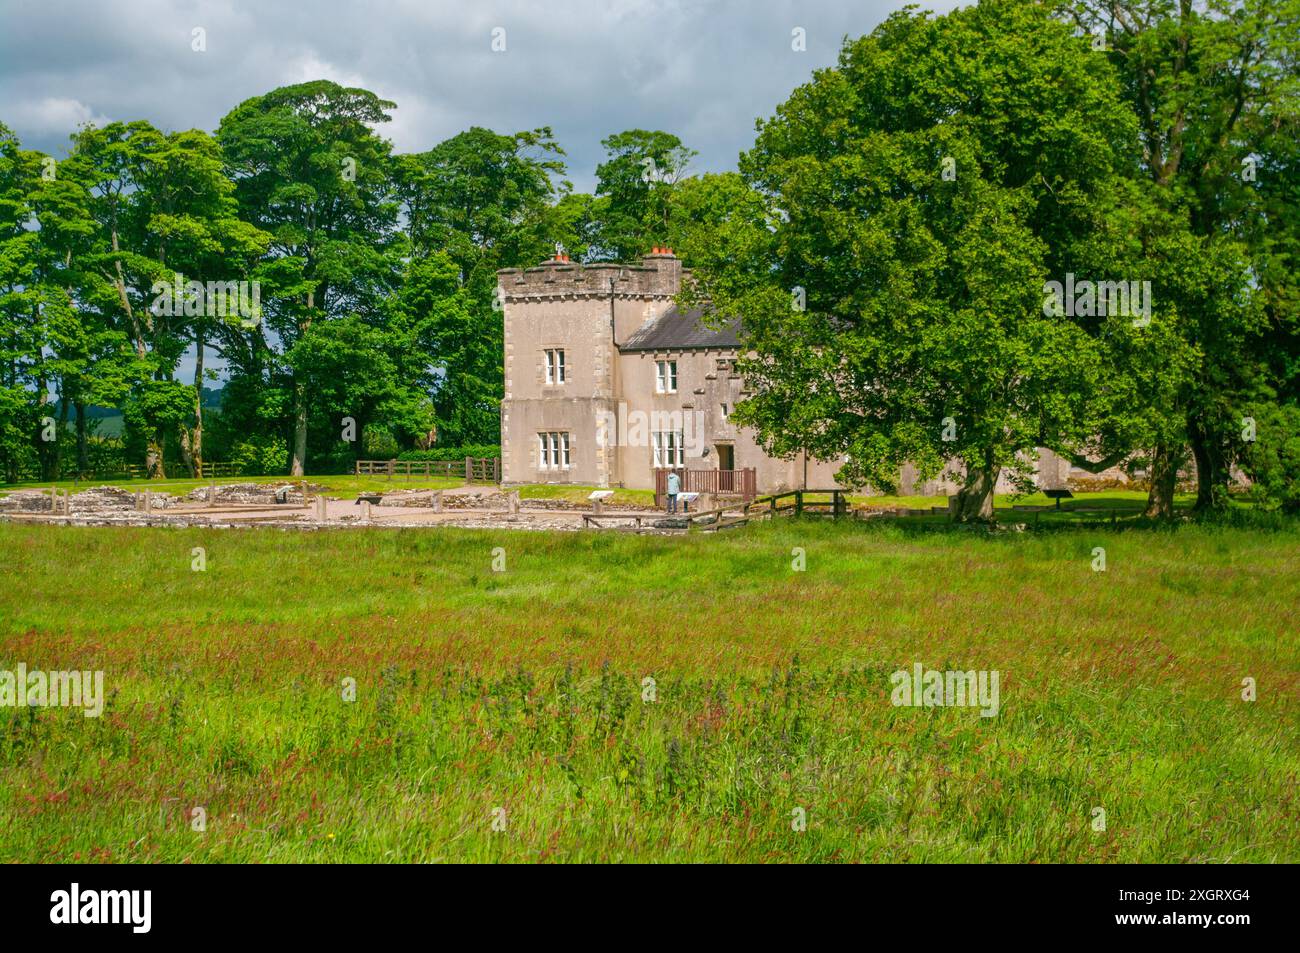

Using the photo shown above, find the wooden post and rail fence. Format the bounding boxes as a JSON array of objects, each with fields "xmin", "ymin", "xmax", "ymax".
[
  {"xmin": 9, "ymin": 456, "xmax": 502, "ymax": 485},
  {"xmin": 13, "ymin": 460, "xmax": 243, "ymax": 482},
  {"xmin": 354, "ymin": 457, "xmax": 501, "ymax": 483}
]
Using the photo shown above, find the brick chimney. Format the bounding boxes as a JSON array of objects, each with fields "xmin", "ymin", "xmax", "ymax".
[{"xmin": 644, "ymin": 246, "xmax": 681, "ymax": 295}]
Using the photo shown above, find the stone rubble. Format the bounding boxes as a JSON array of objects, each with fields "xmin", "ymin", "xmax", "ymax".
[
  {"xmin": 0, "ymin": 484, "xmax": 184, "ymax": 513},
  {"xmin": 181, "ymin": 481, "xmax": 324, "ymax": 505},
  {"xmin": 375, "ymin": 488, "xmax": 643, "ymax": 512},
  {"xmin": 0, "ymin": 481, "xmax": 673, "ymax": 533}
]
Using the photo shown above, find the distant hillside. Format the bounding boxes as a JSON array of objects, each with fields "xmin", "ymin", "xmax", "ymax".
[{"xmin": 50, "ymin": 385, "xmax": 223, "ymax": 438}]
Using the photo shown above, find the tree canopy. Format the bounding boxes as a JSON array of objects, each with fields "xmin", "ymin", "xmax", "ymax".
[{"xmin": 0, "ymin": 2, "xmax": 1295, "ymax": 516}]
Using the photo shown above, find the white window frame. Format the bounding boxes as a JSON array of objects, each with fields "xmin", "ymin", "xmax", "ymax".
[
  {"xmin": 652, "ymin": 430, "xmax": 685, "ymax": 468},
  {"xmin": 544, "ymin": 348, "xmax": 566, "ymax": 385},
  {"xmin": 538, "ymin": 431, "xmax": 570, "ymax": 470},
  {"xmin": 655, "ymin": 359, "xmax": 677, "ymax": 394}
]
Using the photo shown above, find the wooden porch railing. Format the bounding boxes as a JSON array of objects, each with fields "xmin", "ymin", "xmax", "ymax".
[{"xmin": 654, "ymin": 467, "xmax": 757, "ymax": 507}]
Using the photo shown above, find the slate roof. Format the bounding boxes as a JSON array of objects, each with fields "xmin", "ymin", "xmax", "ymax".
[{"xmin": 619, "ymin": 306, "xmax": 742, "ymax": 352}]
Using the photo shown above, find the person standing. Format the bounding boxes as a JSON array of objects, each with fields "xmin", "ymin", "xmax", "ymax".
[{"xmin": 666, "ymin": 470, "xmax": 681, "ymax": 514}]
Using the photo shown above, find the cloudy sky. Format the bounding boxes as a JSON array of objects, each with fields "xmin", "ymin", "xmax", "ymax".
[
  {"xmin": 1, "ymin": 0, "xmax": 960, "ymax": 192},
  {"xmin": 3, "ymin": 0, "xmax": 962, "ymax": 384}
]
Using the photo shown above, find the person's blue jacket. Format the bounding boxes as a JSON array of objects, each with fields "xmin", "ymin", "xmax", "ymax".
[{"xmin": 667, "ymin": 472, "xmax": 681, "ymax": 495}]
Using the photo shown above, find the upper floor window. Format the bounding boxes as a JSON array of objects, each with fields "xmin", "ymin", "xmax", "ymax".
[
  {"xmin": 538, "ymin": 431, "xmax": 570, "ymax": 470},
  {"xmin": 655, "ymin": 359, "xmax": 677, "ymax": 394},
  {"xmin": 544, "ymin": 349, "xmax": 566, "ymax": 385},
  {"xmin": 720, "ymin": 403, "xmax": 730, "ymax": 421}
]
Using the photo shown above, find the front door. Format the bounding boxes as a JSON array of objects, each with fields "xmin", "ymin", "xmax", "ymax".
[{"xmin": 716, "ymin": 444, "xmax": 734, "ymax": 492}]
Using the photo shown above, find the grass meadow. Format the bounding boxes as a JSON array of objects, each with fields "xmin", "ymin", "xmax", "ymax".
[{"xmin": 0, "ymin": 514, "xmax": 1296, "ymax": 862}]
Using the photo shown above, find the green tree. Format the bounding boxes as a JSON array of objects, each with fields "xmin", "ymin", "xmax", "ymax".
[
  {"xmin": 593, "ymin": 130, "xmax": 696, "ymax": 261},
  {"xmin": 394, "ymin": 126, "xmax": 570, "ymax": 445},
  {"xmin": 386, "ymin": 253, "xmax": 490, "ymax": 445},
  {"xmin": 693, "ymin": 0, "xmax": 1145, "ymax": 520},
  {"xmin": 27, "ymin": 136, "xmax": 135, "ymax": 476},
  {"xmin": 1070, "ymin": 0, "xmax": 1300, "ymax": 513},
  {"xmin": 0, "ymin": 122, "xmax": 46, "ymax": 481},
  {"xmin": 61, "ymin": 121, "xmax": 180, "ymax": 477},
  {"xmin": 130, "ymin": 128, "xmax": 269, "ymax": 474},
  {"xmin": 218, "ymin": 80, "xmax": 402, "ymax": 475},
  {"xmin": 396, "ymin": 127, "xmax": 567, "ymax": 286}
]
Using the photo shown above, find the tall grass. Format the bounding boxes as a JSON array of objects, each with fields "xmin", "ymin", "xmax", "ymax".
[{"xmin": 0, "ymin": 518, "xmax": 1295, "ymax": 862}]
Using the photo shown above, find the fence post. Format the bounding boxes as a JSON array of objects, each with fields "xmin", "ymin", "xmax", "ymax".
[
  {"xmin": 494, "ymin": 457, "xmax": 501, "ymax": 484},
  {"xmin": 465, "ymin": 456, "xmax": 473, "ymax": 485},
  {"xmin": 795, "ymin": 491, "xmax": 803, "ymax": 517}
]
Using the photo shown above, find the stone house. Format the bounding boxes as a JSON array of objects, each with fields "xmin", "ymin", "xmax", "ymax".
[{"xmin": 498, "ymin": 249, "xmax": 1093, "ymax": 496}]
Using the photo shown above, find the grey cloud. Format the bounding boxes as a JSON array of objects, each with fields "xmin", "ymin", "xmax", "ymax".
[{"xmin": 1, "ymin": 0, "xmax": 959, "ymax": 190}]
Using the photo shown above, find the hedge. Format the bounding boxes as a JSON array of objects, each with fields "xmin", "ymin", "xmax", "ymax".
[{"xmin": 396, "ymin": 445, "xmax": 500, "ymax": 462}]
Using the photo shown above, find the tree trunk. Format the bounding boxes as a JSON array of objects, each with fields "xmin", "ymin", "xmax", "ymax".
[
  {"xmin": 54, "ymin": 397, "xmax": 69, "ymax": 481},
  {"xmin": 290, "ymin": 291, "xmax": 314, "ymax": 477},
  {"xmin": 178, "ymin": 425, "xmax": 195, "ymax": 477},
  {"xmin": 147, "ymin": 435, "xmax": 167, "ymax": 479},
  {"xmin": 75, "ymin": 402, "xmax": 88, "ymax": 475},
  {"xmin": 192, "ymin": 326, "xmax": 204, "ymax": 475},
  {"xmin": 1188, "ymin": 421, "xmax": 1227, "ymax": 511},
  {"xmin": 953, "ymin": 458, "xmax": 999, "ymax": 522},
  {"xmin": 110, "ymin": 219, "xmax": 154, "ymax": 477},
  {"xmin": 291, "ymin": 380, "xmax": 308, "ymax": 476},
  {"xmin": 1143, "ymin": 443, "xmax": 1178, "ymax": 518},
  {"xmin": 36, "ymin": 367, "xmax": 56, "ymax": 481}
]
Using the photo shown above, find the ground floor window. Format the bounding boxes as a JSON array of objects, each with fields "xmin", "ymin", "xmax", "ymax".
[
  {"xmin": 653, "ymin": 430, "xmax": 684, "ymax": 468},
  {"xmin": 538, "ymin": 431, "xmax": 570, "ymax": 469}
]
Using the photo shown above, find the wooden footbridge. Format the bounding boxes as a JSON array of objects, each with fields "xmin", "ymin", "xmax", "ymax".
[{"xmin": 582, "ymin": 489, "xmax": 851, "ymax": 533}]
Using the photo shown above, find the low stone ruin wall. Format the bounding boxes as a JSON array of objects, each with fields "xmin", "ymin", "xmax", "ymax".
[
  {"xmin": 181, "ymin": 482, "xmax": 324, "ymax": 505},
  {"xmin": 0, "ymin": 485, "xmax": 182, "ymax": 514},
  {"xmin": 375, "ymin": 489, "xmax": 645, "ymax": 512}
]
